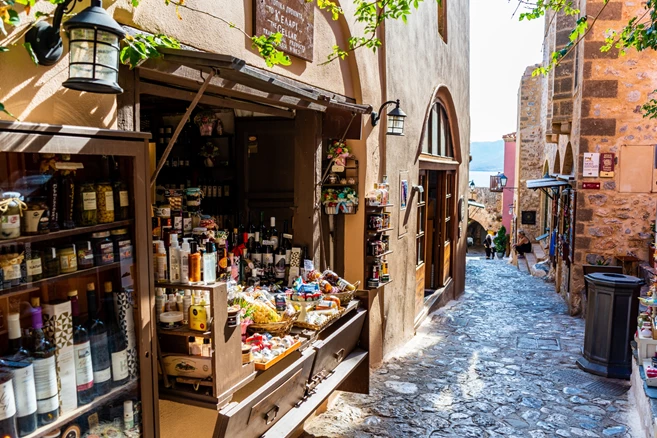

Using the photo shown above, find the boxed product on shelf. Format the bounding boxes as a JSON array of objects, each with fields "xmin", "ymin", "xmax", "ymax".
[
  {"xmin": 114, "ymin": 288, "xmax": 139, "ymax": 379},
  {"xmin": 42, "ymin": 300, "xmax": 77, "ymax": 414}
]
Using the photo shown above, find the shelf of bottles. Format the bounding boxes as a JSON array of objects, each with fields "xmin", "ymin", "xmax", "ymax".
[
  {"xmin": 0, "ymin": 152, "xmax": 141, "ymax": 437},
  {"xmin": 365, "ymin": 178, "xmax": 393, "ymax": 289}
]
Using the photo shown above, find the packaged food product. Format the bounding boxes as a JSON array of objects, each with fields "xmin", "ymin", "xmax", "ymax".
[
  {"xmin": 77, "ymin": 182, "xmax": 97, "ymax": 226},
  {"xmin": 0, "ymin": 192, "xmax": 23, "ymax": 239},
  {"xmin": 76, "ymin": 240, "xmax": 94, "ymax": 269},
  {"xmin": 96, "ymin": 181, "xmax": 115, "ymax": 223},
  {"xmin": 23, "ymin": 197, "xmax": 50, "ymax": 235},
  {"xmin": 91, "ymin": 231, "xmax": 115, "ymax": 266},
  {"xmin": 57, "ymin": 244, "xmax": 78, "ymax": 273}
]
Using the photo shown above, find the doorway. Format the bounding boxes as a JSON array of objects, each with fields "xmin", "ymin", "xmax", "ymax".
[{"xmin": 419, "ymin": 169, "xmax": 455, "ymax": 295}]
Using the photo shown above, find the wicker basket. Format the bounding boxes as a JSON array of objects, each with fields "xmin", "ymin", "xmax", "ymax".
[
  {"xmin": 247, "ymin": 316, "xmax": 295, "ymax": 337},
  {"xmin": 325, "ymin": 290, "xmax": 355, "ymax": 306},
  {"xmin": 294, "ymin": 308, "xmax": 345, "ymax": 331}
]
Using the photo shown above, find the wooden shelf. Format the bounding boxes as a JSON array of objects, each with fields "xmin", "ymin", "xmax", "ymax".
[
  {"xmin": 156, "ymin": 281, "xmax": 224, "ymax": 291},
  {"xmin": 4, "ymin": 220, "xmax": 134, "ymax": 246},
  {"xmin": 158, "ymin": 325, "xmax": 212, "ymax": 338},
  {"xmin": 0, "ymin": 262, "xmax": 121, "ymax": 299},
  {"xmin": 321, "ymin": 184, "xmax": 358, "ymax": 187},
  {"xmin": 367, "ymin": 250, "xmax": 393, "ymax": 258},
  {"xmin": 367, "ymin": 227, "xmax": 394, "ymax": 234},
  {"xmin": 367, "ymin": 280, "xmax": 393, "ymax": 290},
  {"xmin": 366, "ymin": 204, "xmax": 394, "ymax": 209},
  {"xmin": 24, "ymin": 380, "xmax": 139, "ymax": 438}
]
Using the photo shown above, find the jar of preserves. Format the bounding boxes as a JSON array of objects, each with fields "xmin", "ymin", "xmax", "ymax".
[
  {"xmin": 110, "ymin": 228, "xmax": 132, "ymax": 261},
  {"xmin": 43, "ymin": 247, "xmax": 60, "ymax": 278},
  {"xmin": 77, "ymin": 182, "xmax": 97, "ymax": 226},
  {"xmin": 113, "ymin": 180, "xmax": 130, "ymax": 221},
  {"xmin": 57, "ymin": 244, "xmax": 78, "ymax": 274},
  {"xmin": 96, "ymin": 182, "xmax": 115, "ymax": 224},
  {"xmin": 23, "ymin": 197, "xmax": 50, "ymax": 235},
  {"xmin": 0, "ymin": 192, "xmax": 25, "ymax": 240},
  {"xmin": 91, "ymin": 231, "xmax": 114, "ymax": 266},
  {"xmin": 25, "ymin": 250, "xmax": 43, "ymax": 282},
  {"xmin": 185, "ymin": 188, "xmax": 203, "ymax": 213},
  {"xmin": 75, "ymin": 240, "xmax": 94, "ymax": 270}
]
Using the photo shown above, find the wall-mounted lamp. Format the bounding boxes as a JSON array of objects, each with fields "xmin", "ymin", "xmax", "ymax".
[
  {"xmin": 371, "ymin": 99, "xmax": 406, "ymax": 136},
  {"xmin": 25, "ymin": 0, "xmax": 125, "ymax": 94},
  {"xmin": 498, "ymin": 172, "xmax": 508, "ymax": 188},
  {"xmin": 469, "ymin": 180, "xmax": 475, "ymax": 191},
  {"xmin": 508, "ymin": 204, "xmax": 514, "ymax": 216}
]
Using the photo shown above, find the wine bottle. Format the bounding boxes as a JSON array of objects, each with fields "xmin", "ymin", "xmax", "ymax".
[
  {"xmin": 5, "ymin": 313, "xmax": 37, "ymax": 436},
  {"xmin": 251, "ymin": 232, "xmax": 262, "ymax": 264},
  {"xmin": 274, "ymin": 231, "xmax": 286, "ymax": 280},
  {"xmin": 29, "ymin": 297, "xmax": 58, "ymax": 426},
  {"xmin": 68, "ymin": 290, "xmax": 95, "ymax": 405},
  {"xmin": 0, "ymin": 371, "xmax": 18, "ymax": 438},
  {"xmin": 283, "ymin": 221, "xmax": 293, "ymax": 265},
  {"xmin": 247, "ymin": 212, "xmax": 256, "ymax": 245},
  {"xmin": 86, "ymin": 283, "xmax": 112, "ymax": 397},
  {"xmin": 259, "ymin": 212, "xmax": 267, "ymax": 244},
  {"xmin": 103, "ymin": 282, "xmax": 129, "ymax": 387},
  {"xmin": 269, "ymin": 217, "xmax": 279, "ymax": 250}
]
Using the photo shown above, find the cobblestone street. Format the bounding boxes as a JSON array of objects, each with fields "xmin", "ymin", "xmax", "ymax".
[{"xmin": 303, "ymin": 254, "xmax": 642, "ymax": 437}]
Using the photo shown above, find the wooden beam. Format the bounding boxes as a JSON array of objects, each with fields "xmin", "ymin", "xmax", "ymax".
[
  {"xmin": 139, "ymin": 82, "xmax": 295, "ymax": 119},
  {"xmin": 138, "ymin": 64, "xmax": 329, "ymax": 112},
  {"xmin": 117, "ymin": 66, "xmax": 140, "ymax": 131},
  {"xmin": 150, "ymin": 69, "xmax": 215, "ymax": 187}
]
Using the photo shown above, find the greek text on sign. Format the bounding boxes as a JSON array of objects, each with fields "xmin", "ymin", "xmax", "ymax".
[
  {"xmin": 255, "ymin": 0, "xmax": 314, "ymax": 62},
  {"xmin": 583, "ymin": 153, "xmax": 600, "ymax": 178}
]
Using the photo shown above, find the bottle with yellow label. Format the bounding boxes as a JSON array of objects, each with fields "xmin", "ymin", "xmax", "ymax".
[{"xmin": 189, "ymin": 294, "xmax": 208, "ymax": 331}]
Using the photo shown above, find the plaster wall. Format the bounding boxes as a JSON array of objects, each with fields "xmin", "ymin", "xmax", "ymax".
[{"xmin": 502, "ymin": 134, "xmax": 516, "ymax": 231}]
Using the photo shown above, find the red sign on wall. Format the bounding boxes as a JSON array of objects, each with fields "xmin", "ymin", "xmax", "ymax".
[
  {"xmin": 599, "ymin": 153, "xmax": 615, "ymax": 177},
  {"xmin": 582, "ymin": 182, "xmax": 601, "ymax": 190}
]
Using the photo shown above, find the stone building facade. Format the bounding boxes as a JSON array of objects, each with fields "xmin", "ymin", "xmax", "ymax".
[
  {"xmin": 517, "ymin": 0, "xmax": 657, "ymax": 315},
  {"xmin": 469, "ymin": 187, "xmax": 503, "ymax": 234}
]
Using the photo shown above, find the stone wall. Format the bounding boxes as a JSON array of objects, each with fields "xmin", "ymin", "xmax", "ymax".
[
  {"xmin": 469, "ymin": 187, "xmax": 503, "ymax": 232},
  {"xmin": 514, "ymin": 66, "xmax": 546, "ymax": 244}
]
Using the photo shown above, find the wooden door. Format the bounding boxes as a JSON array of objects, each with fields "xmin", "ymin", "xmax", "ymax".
[{"xmin": 440, "ymin": 171, "xmax": 454, "ymax": 285}]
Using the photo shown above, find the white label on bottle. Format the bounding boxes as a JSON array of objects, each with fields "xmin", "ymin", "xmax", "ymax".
[
  {"xmin": 183, "ymin": 218, "xmax": 192, "ymax": 232},
  {"xmin": 93, "ymin": 367, "xmax": 111, "ymax": 384},
  {"xmin": 119, "ymin": 191, "xmax": 129, "ymax": 207},
  {"xmin": 105, "ymin": 192, "xmax": 114, "ymax": 212},
  {"xmin": 83, "ymin": 192, "xmax": 97, "ymax": 210},
  {"xmin": 74, "ymin": 341, "xmax": 94, "ymax": 391},
  {"xmin": 36, "ymin": 395, "xmax": 58, "ymax": 414},
  {"xmin": 181, "ymin": 256, "xmax": 189, "ymax": 282},
  {"xmin": 0, "ymin": 377, "xmax": 17, "ymax": 420},
  {"xmin": 274, "ymin": 254, "xmax": 286, "ymax": 278},
  {"xmin": 25, "ymin": 210, "xmax": 45, "ymax": 233},
  {"xmin": 251, "ymin": 253, "xmax": 262, "ymax": 263},
  {"xmin": 27, "ymin": 258, "xmax": 43, "ymax": 276},
  {"xmin": 111, "ymin": 349, "xmax": 129, "ymax": 381},
  {"xmin": 283, "ymin": 234, "xmax": 293, "ymax": 240},
  {"xmin": 285, "ymin": 249, "xmax": 291, "ymax": 264},
  {"xmin": 12, "ymin": 364, "xmax": 37, "ymax": 417},
  {"xmin": 156, "ymin": 256, "xmax": 167, "ymax": 281},
  {"xmin": 4, "ymin": 264, "xmax": 20, "ymax": 281},
  {"xmin": 33, "ymin": 356, "xmax": 57, "ymax": 400},
  {"xmin": 271, "ymin": 236, "xmax": 279, "ymax": 250},
  {"xmin": 173, "ymin": 216, "xmax": 183, "ymax": 231},
  {"xmin": 263, "ymin": 253, "xmax": 273, "ymax": 266},
  {"xmin": 1, "ymin": 214, "xmax": 20, "ymax": 230}
]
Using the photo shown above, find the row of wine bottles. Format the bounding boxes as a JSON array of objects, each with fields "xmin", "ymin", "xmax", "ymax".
[{"xmin": 0, "ymin": 281, "xmax": 131, "ymax": 437}]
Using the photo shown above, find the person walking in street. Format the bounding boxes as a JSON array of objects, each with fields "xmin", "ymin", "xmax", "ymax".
[
  {"xmin": 483, "ymin": 232, "xmax": 493, "ymax": 259},
  {"xmin": 513, "ymin": 230, "xmax": 532, "ymax": 258}
]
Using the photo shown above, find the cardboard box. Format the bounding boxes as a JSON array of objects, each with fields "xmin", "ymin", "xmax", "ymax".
[{"xmin": 42, "ymin": 301, "xmax": 77, "ymax": 414}]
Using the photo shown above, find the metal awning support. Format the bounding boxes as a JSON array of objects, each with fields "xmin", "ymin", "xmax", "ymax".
[
  {"xmin": 150, "ymin": 69, "xmax": 215, "ymax": 187},
  {"xmin": 468, "ymin": 200, "xmax": 485, "ymax": 209}
]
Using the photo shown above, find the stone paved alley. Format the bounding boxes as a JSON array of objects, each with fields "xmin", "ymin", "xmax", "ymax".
[{"xmin": 303, "ymin": 253, "xmax": 643, "ymax": 438}]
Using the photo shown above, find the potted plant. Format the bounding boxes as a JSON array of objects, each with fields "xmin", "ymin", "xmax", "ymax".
[
  {"xmin": 327, "ymin": 140, "xmax": 351, "ymax": 167},
  {"xmin": 338, "ymin": 187, "xmax": 358, "ymax": 214},
  {"xmin": 494, "ymin": 225, "xmax": 508, "ymax": 259},
  {"xmin": 194, "ymin": 111, "xmax": 217, "ymax": 136}
]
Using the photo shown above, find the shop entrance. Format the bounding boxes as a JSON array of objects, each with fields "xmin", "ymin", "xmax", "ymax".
[{"xmin": 419, "ymin": 169, "xmax": 455, "ymax": 294}]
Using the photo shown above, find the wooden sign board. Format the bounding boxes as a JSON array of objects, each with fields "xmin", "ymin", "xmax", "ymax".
[
  {"xmin": 599, "ymin": 152, "xmax": 615, "ymax": 177},
  {"xmin": 254, "ymin": 0, "xmax": 314, "ymax": 62},
  {"xmin": 582, "ymin": 182, "xmax": 600, "ymax": 190}
]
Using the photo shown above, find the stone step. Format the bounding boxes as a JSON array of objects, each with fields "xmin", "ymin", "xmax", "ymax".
[
  {"xmin": 532, "ymin": 243, "xmax": 546, "ymax": 260},
  {"xmin": 526, "ymin": 252, "xmax": 538, "ymax": 276},
  {"xmin": 518, "ymin": 256, "xmax": 530, "ymax": 274}
]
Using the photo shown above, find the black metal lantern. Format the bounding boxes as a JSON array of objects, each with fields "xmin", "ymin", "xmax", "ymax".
[
  {"xmin": 25, "ymin": 0, "xmax": 125, "ymax": 94},
  {"xmin": 371, "ymin": 99, "xmax": 407, "ymax": 136}
]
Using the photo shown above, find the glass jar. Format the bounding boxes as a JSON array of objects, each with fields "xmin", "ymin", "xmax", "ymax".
[
  {"xmin": 57, "ymin": 244, "xmax": 78, "ymax": 274},
  {"xmin": 96, "ymin": 182, "xmax": 115, "ymax": 224},
  {"xmin": 25, "ymin": 250, "xmax": 43, "ymax": 282},
  {"xmin": 23, "ymin": 197, "xmax": 50, "ymax": 235},
  {"xmin": 77, "ymin": 182, "xmax": 97, "ymax": 226},
  {"xmin": 42, "ymin": 247, "xmax": 60, "ymax": 278},
  {"xmin": 185, "ymin": 188, "xmax": 202, "ymax": 213},
  {"xmin": 0, "ymin": 192, "xmax": 23, "ymax": 240},
  {"xmin": 75, "ymin": 240, "xmax": 94, "ymax": 270},
  {"xmin": 92, "ymin": 231, "xmax": 115, "ymax": 266},
  {"xmin": 113, "ymin": 180, "xmax": 130, "ymax": 221},
  {"xmin": 110, "ymin": 228, "xmax": 132, "ymax": 261}
]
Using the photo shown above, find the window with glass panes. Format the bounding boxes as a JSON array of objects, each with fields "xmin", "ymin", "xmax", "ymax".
[{"xmin": 421, "ymin": 103, "xmax": 454, "ymax": 158}]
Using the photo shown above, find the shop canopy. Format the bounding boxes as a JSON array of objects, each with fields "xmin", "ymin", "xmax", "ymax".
[{"xmin": 526, "ymin": 177, "xmax": 571, "ymax": 190}]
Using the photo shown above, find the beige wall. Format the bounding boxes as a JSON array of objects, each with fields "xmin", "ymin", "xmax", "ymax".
[{"xmin": 0, "ymin": 0, "xmax": 470, "ymax": 359}]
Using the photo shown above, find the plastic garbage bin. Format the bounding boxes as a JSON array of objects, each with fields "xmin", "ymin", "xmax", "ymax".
[{"xmin": 577, "ymin": 272, "xmax": 644, "ymax": 379}]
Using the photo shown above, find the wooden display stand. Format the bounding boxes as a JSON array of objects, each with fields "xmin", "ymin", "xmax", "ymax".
[{"xmin": 156, "ymin": 282, "xmax": 256, "ymax": 409}]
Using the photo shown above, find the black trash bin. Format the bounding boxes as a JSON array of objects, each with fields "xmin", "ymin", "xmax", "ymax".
[{"xmin": 577, "ymin": 272, "xmax": 644, "ymax": 379}]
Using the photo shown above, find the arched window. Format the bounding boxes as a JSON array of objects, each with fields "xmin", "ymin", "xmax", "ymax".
[
  {"xmin": 422, "ymin": 102, "xmax": 454, "ymax": 158},
  {"xmin": 562, "ymin": 143, "xmax": 574, "ymax": 175},
  {"xmin": 553, "ymin": 150, "xmax": 561, "ymax": 176}
]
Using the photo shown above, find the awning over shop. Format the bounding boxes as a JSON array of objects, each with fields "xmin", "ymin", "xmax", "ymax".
[
  {"xmin": 468, "ymin": 200, "xmax": 485, "ymax": 209},
  {"xmin": 526, "ymin": 178, "xmax": 571, "ymax": 190}
]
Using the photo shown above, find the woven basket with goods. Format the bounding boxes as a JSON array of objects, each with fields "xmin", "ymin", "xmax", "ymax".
[
  {"xmin": 294, "ymin": 307, "xmax": 345, "ymax": 331},
  {"xmin": 247, "ymin": 316, "xmax": 295, "ymax": 338}
]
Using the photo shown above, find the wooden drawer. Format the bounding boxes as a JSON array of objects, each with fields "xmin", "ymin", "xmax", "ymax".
[
  {"xmin": 213, "ymin": 349, "xmax": 316, "ymax": 438},
  {"xmin": 310, "ymin": 309, "xmax": 366, "ymax": 382}
]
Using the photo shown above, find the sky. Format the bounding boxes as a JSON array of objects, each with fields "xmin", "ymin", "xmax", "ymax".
[{"xmin": 470, "ymin": 0, "xmax": 545, "ymax": 142}]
